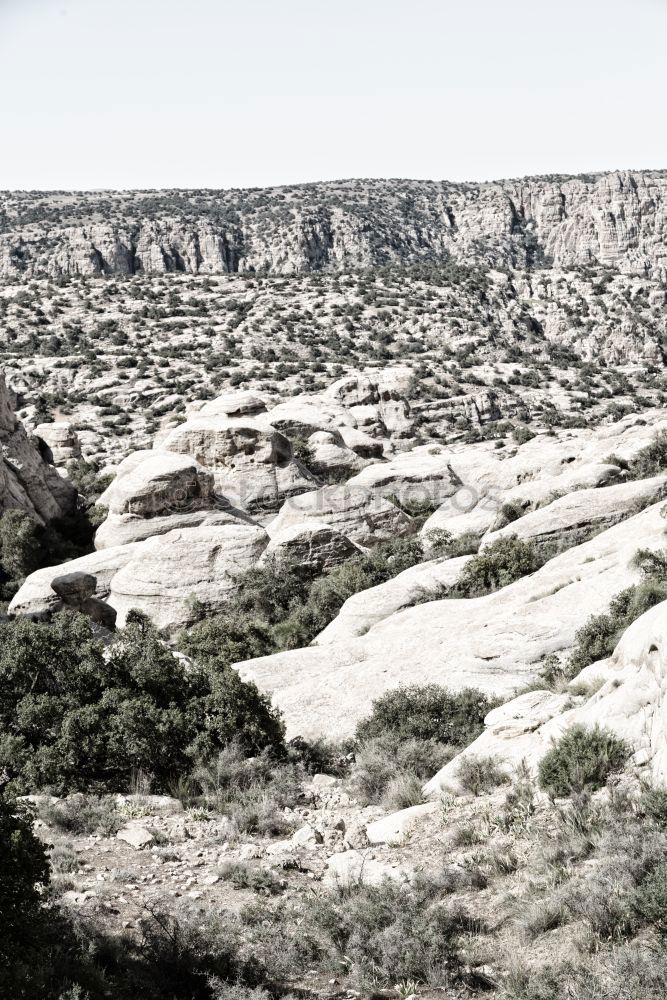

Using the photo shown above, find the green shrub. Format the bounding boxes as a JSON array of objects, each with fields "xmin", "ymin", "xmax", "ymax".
[
  {"xmin": 350, "ymin": 735, "xmax": 452, "ymax": 805},
  {"xmin": 538, "ymin": 725, "xmax": 629, "ymax": 798},
  {"xmin": 627, "ymin": 432, "xmax": 667, "ymax": 480},
  {"xmin": 635, "ymin": 860, "xmax": 667, "ymax": 930},
  {"xmin": 305, "ymin": 878, "xmax": 469, "ymax": 985},
  {"xmin": 182, "ymin": 535, "xmax": 434, "ymax": 664},
  {"xmin": 38, "ymin": 796, "xmax": 122, "ymax": 836},
  {"xmin": 0, "ymin": 611, "xmax": 284, "ymax": 794},
  {"xmin": 355, "ymin": 683, "xmax": 495, "ymax": 748},
  {"xmin": 455, "ymin": 536, "xmax": 544, "ymax": 597},
  {"xmin": 455, "ymin": 754, "xmax": 509, "ymax": 795},
  {"xmin": 567, "ymin": 580, "xmax": 667, "ymax": 678}
]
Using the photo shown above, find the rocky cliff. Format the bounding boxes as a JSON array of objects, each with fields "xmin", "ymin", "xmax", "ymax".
[
  {"xmin": 2, "ymin": 171, "xmax": 667, "ymax": 278},
  {"xmin": 0, "ymin": 373, "xmax": 76, "ymax": 523}
]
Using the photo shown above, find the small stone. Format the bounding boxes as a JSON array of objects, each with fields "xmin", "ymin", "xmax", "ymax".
[
  {"xmin": 291, "ymin": 824, "xmax": 324, "ymax": 848},
  {"xmin": 117, "ymin": 826, "xmax": 155, "ymax": 850}
]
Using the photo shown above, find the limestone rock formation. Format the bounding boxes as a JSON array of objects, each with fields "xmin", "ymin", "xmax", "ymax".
[
  {"xmin": 107, "ymin": 523, "xmax": 268, "ymax": 632},
  {"xmin": 236, "ymin": 500, "xmax": 667, "ymax": 740},
  {"xmin": 266, "ymin": 484, "xmax": 413, "ymax": 548},
  {"xmin": 34, "ymin": 421, "xmax": 81, "ymax": 466},
  {"xmin": 5, "ymin": 173, "xmax": 667, "ymax": 279},
  {"xmin": 423, "ymin": 596, "xmax": 667, "ymax": 795},
  {"xmin": 0, "ymin": 372, "xmax": 76, "ymax": 523},
  {"xmin": 162, "ymin": 416, "xmax": 315, "ymax": 513},
  {"xmin": 9, "ymin": 544, "xmax": 141, "ymax": 618},
  {"xmin": 261, "ymin": 521, "xmax": 362, "ymax": 575}
]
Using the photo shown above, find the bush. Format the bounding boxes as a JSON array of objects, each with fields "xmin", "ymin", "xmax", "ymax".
[
  {"xmin": 182, "ymin": 535, "xmax": 435, "ymax": 664},
  {"xmin": 0, "ymin": 611, "xmax": 284, "ymax": 794},
  {"xmin": 350, "ymin": 736, "xmax": 450, "ymax": 806},
  {"xmin": 305, "ymin": 878, "xmax": 469, "ymax": 985},
  {"xmin": 635, "ymin": 860, "xmax": 667, "ymax": 930},
  {"xmin": 455, "ymin": 754, "xmax": 509, "ymax": 795},
  {"xmin": 567, "ymin": 580, "xmax": 667, "ymax": 678},
  {"xmin": 627, "ymin": 432, "xmax": 667, "ymax": 480},
  {"xmin": 355, "ymin": 683, "xmax": 495, "ymax": 748},
  {"xmin": 538, "ymin": 725, "xmax": 629, "ymax": 798},
  {"xmin": 455, "ymin": 536, "xmax": 544, "ymax": 597},
  {"xmin": 38, "ymin": 796, "xmax": 122, "ymax": 836}
]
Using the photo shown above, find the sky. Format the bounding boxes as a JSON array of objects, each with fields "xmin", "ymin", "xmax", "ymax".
[{"xmin": 1, "ymin": 0, "xmax": 666, "ymax": 191}]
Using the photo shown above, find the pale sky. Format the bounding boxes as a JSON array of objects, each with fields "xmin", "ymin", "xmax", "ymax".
[{"xmin": 1, "ymin": 0, "xmax": 666, "ymax": 190}]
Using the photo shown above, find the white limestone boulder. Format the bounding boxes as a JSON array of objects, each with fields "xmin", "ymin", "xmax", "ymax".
[
  {"xmin": 9, "ymin": 543, "xmax": 140, "ymax": 618},
  {"xmin": 161, "ymin": 415, "xmax": 315, "ymax": 512},
  {"xmin": 261, "ymin": 521, "xmax": 362, "ymax": 574},
  {"xmin": 267, "ymin": 484, "xmax": 413, "ymax": 547},
  {"xmin": 107, "ymin": 522, "xmax": 268, "ymax": 633}
]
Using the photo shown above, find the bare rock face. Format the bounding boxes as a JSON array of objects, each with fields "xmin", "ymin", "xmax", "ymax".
[
  {"xmin": 0, "ymin": 372, "xmax": 76, "ymax": 524},
  {"xmin": 93, "ymin": 451, "xmax": 257, "ymax": 549},
  {"xmin": 347, "ymin": 447, "xmax": 464, "ymax": 508},
  {"xmin": 107, "ymin": 523, "xmax": 269, "ymax": 633},
  {"xmin": 161, "ymin": 416, "xmax": 315, "ymax": 513},
  {"xmin": 261, "ymin": 521, "xmax": 362, "ymax": 575},
  {"xmin": 196, "ymin": 390, "xmax": 269, "ymax": 419},
  {"xmin": 305, "ymin": 431, "xmax": 369, "ymax": 478},
  {"xmin": 34, "ymin": 421, "xmax": 81, "ymax": 466},
  {"xmin": 267, "ymin": 484, "xmax": 413, "ymax": 548},
  {"xmin": 100, "ymin": 452, "xmax": 215, "ymax": 518},
  {"xmin": 481, "ymin": 475, "xmax": 667, "ymax": 552}
]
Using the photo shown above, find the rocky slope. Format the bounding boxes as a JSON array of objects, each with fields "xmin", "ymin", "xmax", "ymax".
[{"xmin": 2, "ymin": 171, "xmax": 667, "ymax": 278}]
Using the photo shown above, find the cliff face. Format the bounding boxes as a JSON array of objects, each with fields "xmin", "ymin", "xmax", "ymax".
[
  {"xmin": 1, "ymin": 171, "xmax": 666, "ymax": 279},
  {"xmin": 0, "ymin": 373, "xmax": 76, "ymax": 524}
]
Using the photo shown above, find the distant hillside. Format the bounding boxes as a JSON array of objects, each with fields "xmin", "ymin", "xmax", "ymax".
[{"xmin": 2, "ymin": 171, "xmax": 667, "ymax": 278}]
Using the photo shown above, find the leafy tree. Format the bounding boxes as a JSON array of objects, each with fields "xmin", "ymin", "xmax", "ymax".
[{"xmin": 0, "ymin": 611, "xmax": 284, "ymax": 794}]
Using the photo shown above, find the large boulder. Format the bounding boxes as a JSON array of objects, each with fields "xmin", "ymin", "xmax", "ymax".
[
  {"xmin": 196, "ymin": 390, "xmax": 268, "ymax": 419},
  {"xmin": 235, "ymin": 500, "xmax": 667, "ymax": 740},
  {"xmin": 34, "ymin": 421, "xmax": 81, "ymax": 465},
  {"xmin": 347, "ymin": 447, "xmax": 463, "ymax": 508},
  {"xmin": 161, "ymin": 416, "xmax": 315, "ymax": 512},
  {"xmin": 93, "ymin": 450, "xmax": 261, "ymax": 549},
  {"xmin": 267, "ymin": 484, "xmax": 413, "ymax": 547},
  {"xmin": 9, "ymin": 544, "xmax": 141, "ymax": 618},
  {"xmin": 305, "ymin": 431, "xmax": 369, "ymax": 478},
  {"xmin": 261, "ymin": 398, "xmax": 353, "ymax": 440},
  {"xmin": 99, "ymin": 452, "xmax": 215, "ymax": 518},
  {"xmin": 261, "ymin": 521, "xmax": 362, "ymax": 575},
  {"xmin": 107, "ymin": 523, "xmax": 268, "ymax": 633}
]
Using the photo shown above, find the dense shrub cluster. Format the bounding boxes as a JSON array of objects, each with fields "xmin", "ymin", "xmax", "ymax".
[
  {"xmin": 538, "ymin": 725, "xmax": 629, "ymax": 797},
  {"xmin": 350, "ymin": 684, "xmax": 496, "ymax": 805},
  {"xmin": 0, "ymin": 610, "xmax": 284, "ymax": 795}
]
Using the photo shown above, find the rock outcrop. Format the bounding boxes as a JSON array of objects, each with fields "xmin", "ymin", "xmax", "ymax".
[
  {"xmin": 0, "ymin": 373, "xmax": 76, "ymax": 523},
  {"xmin": 236, "ymin": 500, "xmax": 667, "ymax": 740},
  {"xmin": 34, "ymin": 421, "xmax": 81, "ymax": 466},
  {"xmin": 161, "ymin": 416, "xmax": 315, "ymax": 513},
  {"xmin": 266, "ymin": 484, "xmax": 413, "ymax": 547}
]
